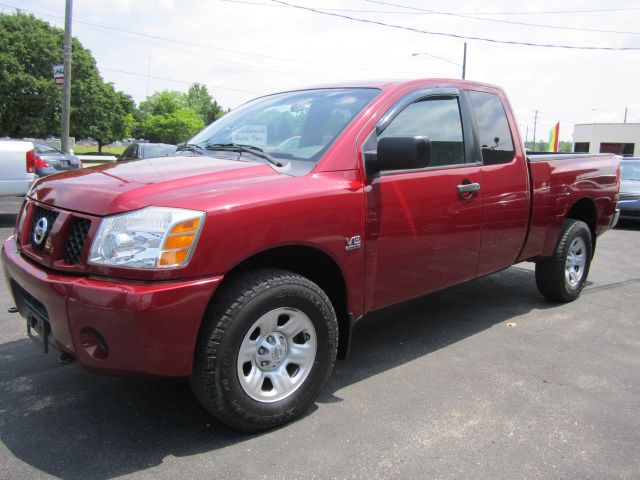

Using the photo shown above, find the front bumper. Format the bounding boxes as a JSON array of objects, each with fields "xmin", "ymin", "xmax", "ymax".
[{"xmin": 2, "ymin": 236, "xmax": 222, "ymax": 376}]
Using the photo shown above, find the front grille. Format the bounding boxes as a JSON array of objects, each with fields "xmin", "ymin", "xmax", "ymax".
[
  {"xmin": 22, "ymin": 201, "xmax": 97, "ymax": 270},
  {"xmin": 30, "ymin": 206, "xmax": 59, "ymax": 252},
  {"xmin": 63, "ymin": 218, "xmax": 91, "ymax": 264}
]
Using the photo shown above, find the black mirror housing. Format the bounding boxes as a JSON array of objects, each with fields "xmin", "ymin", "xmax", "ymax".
[{"xmin": 366, "ymin": 136, "xmax": 431, "ymax": 176}]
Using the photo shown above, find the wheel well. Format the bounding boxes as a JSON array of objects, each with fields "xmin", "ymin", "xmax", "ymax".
[
  {"xmin": 566, "ymin": 198, "xmax": 597, "ymax": 254},
  {"xmin": 220, "ymin": 245, "xmax": 351, "ymax": 359}
]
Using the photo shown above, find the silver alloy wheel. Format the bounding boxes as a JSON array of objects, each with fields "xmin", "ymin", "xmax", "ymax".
[
  {"xmin": 237, "ymin": 307, "xmax": 317, "ymax": 403},
  {"xmin": 565, "ymin": 237, "xmax": 587, "ymax": 287}
]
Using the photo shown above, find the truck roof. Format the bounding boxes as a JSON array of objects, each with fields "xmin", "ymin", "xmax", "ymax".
[{"xmin": 286, "ymin": 78, "xmax": 505, "ymax": 93}]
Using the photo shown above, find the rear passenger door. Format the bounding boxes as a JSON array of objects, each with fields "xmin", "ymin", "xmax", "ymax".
[
  {"xmin": 467, "ymin": 90, "xmax": 530, "ymax": 276},
  {"xmin": 364, "ymin": 88, "xmax": 483, "ymax": 311}
]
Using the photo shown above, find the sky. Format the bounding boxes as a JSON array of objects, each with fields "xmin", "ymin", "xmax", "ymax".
[{"xmin": 3, "ymin": 0, "xmax": 640, "ymax": 142}]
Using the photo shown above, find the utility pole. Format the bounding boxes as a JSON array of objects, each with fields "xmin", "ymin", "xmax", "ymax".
[
  {"xmin": 532, "ymin": 110, "xmax": 539, "ymax": 152},
  {"xmin": 462, "ymin": 42, "xmax": 467, "ymax": 79},
  {"xmin": 146, "ymin": 56, "xmax": 151, "ymax": 98},
  {"xmin": 624, "ymin": 107, "xmax": 628, "ymax": 123},
  {"xmin": 61, "ymin": 0, "xmax": 73, "ymax": 153}
]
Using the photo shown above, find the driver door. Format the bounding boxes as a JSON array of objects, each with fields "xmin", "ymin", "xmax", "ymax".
[{"xmin": 363, "ymin": 89, "xmax": 483, "ymax": 311}]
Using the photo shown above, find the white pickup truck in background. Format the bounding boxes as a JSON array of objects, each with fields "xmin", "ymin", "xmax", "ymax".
[{"xmin": 0, "ymin": 140, "xmax": 36, "ymax": 196}]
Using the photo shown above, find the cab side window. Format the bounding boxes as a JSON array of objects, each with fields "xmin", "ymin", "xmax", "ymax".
[
  {"xmin": 468, "ymin": 91, "xmax": 515, "ymax": 165},
  {"xmin": 380, "ymin": 97, "xmax": 465, "ymax": 167}
]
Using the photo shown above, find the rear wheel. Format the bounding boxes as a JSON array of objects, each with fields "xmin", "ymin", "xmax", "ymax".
[
  {"xmin": 535, "ymin": 219, "xmax": 592, "ymax": 302},
  {"xmin": 190, "ymin": 269, "xmax": 338, "ymax": 432}
]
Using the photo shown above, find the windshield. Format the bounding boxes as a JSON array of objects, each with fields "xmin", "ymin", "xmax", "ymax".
[
  {"xmin": 144, "ymin": 144, "xmax": 177, "ymax": 158},
  {"xmin": 621, "ymin": 160, "xmax": 640, "ymax": 180},
  {"xmin": 188, "ymin": 88, "xmax": 379, "ymax": 170}
]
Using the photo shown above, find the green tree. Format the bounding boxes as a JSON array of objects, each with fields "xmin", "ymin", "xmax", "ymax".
[
  {"xmin": 145, "ymin": 109, "xmax": 204, "ymax": 144},
  {"xmin": 185, "ymin": 83, "xmax": 225, "ymax": 125},
  {"xmin": 140, "ymin": 85, "xmax": 226, "ymax": 127},
  {"xmin": 138, "ymin": 85, "xmax": 227, "ymax": 141},
  {"xmin": 525, "ymin": 141, "xmax": 573, "ymax": 153},
  {"xmin": 139, "ymin": 90, "xmax": 185, "ymax": 116},
  {"xmin": 559, "ymin": 141, "xmax": 572, "ymax": 153},
  {"xmin": 0, "ymin": 12, "xmax": 64, "ymax": 137},
  {"xmin": 73, "ymin": 83, "xmax": 136, "ymax": 151},
  {"xmin": 0, "ymin": 12, "xmax": 135, "ymax": 146}
]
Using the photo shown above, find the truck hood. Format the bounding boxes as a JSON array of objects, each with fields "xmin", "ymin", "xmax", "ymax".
[{"xmin": 29, "ymin": 155, "xmax": 279, "ymax": 216}]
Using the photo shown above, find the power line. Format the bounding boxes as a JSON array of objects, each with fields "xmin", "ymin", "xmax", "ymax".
[
  {"xmin": 87, "ymin": 24, "xmax": 331, "ymax": 83},
  {"xmin": 4, "ymin": 2, "xmax": 327, "ymax": 84},
  {"xmin": 267, "ymin": 0, "xmax": 640, "ymax": 51},
  {"xmin": 365, "ymin": 0, "xmax": 640, "ymax": 36},
  {"xmin": 220, "ymin": 0, "xmax": 640, "ymax": 16},
  {"xmin": 510, "ymin": 99, "xmax": 581, "ymax": 128},
  {"xmin": 412, "ymin": 52, "xmax": 460, "ymax": 67},
  {"xmin": 0, "ymin": 2, "xmax": 458, "ymax": 74},
  {"xmin": 98, "ymin": 66, "xmax": 262, "ymax": 95}
]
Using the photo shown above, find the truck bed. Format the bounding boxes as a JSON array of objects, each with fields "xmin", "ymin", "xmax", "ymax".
[{"xmin": 518, "ymin": 153, "xmax": 619, "ymax": 262}]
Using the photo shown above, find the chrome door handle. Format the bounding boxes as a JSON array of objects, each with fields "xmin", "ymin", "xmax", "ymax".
[{"xmin": 457, "ymin": 182, "xmax": 481, "ymax": 194}]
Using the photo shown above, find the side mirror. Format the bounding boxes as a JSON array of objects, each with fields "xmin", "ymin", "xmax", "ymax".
[{"xmin": 365, "ymin": 136, "xmax": 431, "ymax": 176}]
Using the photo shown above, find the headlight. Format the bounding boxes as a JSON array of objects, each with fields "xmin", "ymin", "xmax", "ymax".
[{"xmin": 89, "ymin": 207, "xmax": 205, "ymax": 269}]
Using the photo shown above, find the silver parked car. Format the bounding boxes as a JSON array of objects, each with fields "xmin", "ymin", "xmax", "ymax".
[
  {"xmin": 33, "ymin": 142, "xmax": 82, "ymax": 177},
  {"xmin": 619, "ymin": 158, "xmax": 640, "ymax": 221},
  {"xmin": 118, "ymin": 142, "xmax": 177, "ymax": 161}
]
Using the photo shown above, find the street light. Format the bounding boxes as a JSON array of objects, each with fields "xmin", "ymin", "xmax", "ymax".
[
  {"xmin": 411, "ymin": 46, "xmax": 467, "ymax": 79},
  {"xmin": 411, "ymin": 42, "xmax": 467, "ymax": 79}
]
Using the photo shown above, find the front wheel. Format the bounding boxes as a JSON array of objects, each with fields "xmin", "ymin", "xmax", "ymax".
[
  {"xmin": 535, "ymin": 219, "xmax": 592, "ymax": 302},
  {"xmin": 190, "ymin": 269, "xmax": 338, "ymax": 432}
]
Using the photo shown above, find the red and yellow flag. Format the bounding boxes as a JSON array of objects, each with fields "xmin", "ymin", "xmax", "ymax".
[{"xmin": 548, "ymin": 122, "xmax": 560, "ymax": 152}]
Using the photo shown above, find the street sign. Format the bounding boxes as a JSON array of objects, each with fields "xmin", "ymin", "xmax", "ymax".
[{"xmin": 52, "ymin": 64, "xmax": 64, "ymax": 85}]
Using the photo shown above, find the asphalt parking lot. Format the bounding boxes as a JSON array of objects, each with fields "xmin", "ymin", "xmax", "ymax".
[{"xmin": 0, "ymin": 195, "xmax": 639, "ymax": 480}]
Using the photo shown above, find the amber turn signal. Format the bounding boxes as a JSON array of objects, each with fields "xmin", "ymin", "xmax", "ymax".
[
  {"xmin": 159, "ymin": 249, "xmax": 189, "ymax": 266},
  {"xmin": 158, "ymin": 218, "xmax": 202, "ymax": 266},
  {"xmin": 170, "ymin": 218, "xmax": 200, "ymax": 234},
  {"xmin": 164, "ymin": 234, "xmax": 195, "ymax": 249}
]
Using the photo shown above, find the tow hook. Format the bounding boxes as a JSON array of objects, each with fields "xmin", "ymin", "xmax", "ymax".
[
  {"xmin": 8, "ymin": 307, "xmax": 18, "ymax": 313},
  {"xmin": 58, "ymin": 352, "xmax": 74, "ymax": 364}
]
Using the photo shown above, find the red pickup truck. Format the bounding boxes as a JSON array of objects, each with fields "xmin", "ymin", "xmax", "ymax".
[{"xmin": 2, "ymin": 79, "xmax": 620, "ymax": 431}]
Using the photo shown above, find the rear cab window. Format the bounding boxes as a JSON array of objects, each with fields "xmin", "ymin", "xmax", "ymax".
[{"xmin": 468, "ymin": 91, "xmax": 515, "ymax": 165}]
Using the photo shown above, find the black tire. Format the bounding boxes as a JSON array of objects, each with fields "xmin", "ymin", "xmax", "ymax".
[
  {"xmin": 190, "ymin": 269, "xmax": 338, "ymax": 432},
  {"xmin": 535, "ymin": 219, "xmax": 592, "ymax": 302}
]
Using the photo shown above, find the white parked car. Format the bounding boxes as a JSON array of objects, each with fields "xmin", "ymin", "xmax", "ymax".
[{"xmin": 0, "ymin": 140, "xmax": 36, "ymax": 196}]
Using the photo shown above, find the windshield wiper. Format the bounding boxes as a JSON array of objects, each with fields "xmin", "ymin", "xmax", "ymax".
[
  {"xmin": 205, "ymin": 143, "xmax": 284, "ymax": 167},
  {"xmin": 176, "ymin": 143, "xmax": 207, "ymax": 154}
]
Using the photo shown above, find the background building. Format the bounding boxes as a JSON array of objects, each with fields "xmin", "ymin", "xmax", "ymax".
[{"xmin": 573, "ymin": 123, "xmax": 640, "ymax": 156}]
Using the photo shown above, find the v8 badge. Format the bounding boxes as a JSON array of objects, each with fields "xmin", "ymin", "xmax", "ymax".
[{"xmin": 345, "ymin": 235, "xmax": 361, "ymax": 251}]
